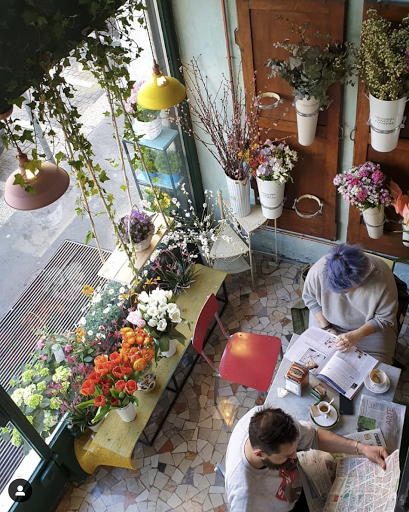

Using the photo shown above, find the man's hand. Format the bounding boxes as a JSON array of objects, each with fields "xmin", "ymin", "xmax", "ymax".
[
  {"xmin": 360, "ymin": 444, "xmax": 389, "ymax": 469},
  {"xmin": 335, "ymin": 331, "xmax": 362, "ymax": 352}
]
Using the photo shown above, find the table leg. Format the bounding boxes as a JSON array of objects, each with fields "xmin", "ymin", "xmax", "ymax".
[{"xmin": 248, "ymin": 232, "xmax": 255, "ymax": 287}]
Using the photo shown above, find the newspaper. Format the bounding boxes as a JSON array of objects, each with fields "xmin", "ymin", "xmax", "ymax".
[
  {"xmin": 323, "ymin": 449, "xmax": 400, "ymax": 512},
  {"xmin": 344, "ymin": 428, "xmax": 387, "ymax": 449},
  {"xmin": 357, "ymin": 395, "xmax": 406, "ymax": 453},
  {"xmin": 284, "ymin": 327, "xmax": 378, "ymax": 399}
]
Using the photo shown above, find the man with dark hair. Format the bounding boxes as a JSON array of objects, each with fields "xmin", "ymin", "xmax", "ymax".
[{"xmin": 226, "ymin": 406, "xmax": 388, "ymax": 512}]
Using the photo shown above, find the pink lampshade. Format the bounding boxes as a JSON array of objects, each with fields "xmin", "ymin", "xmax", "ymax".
[{"xmin": 4, "ymin": 155, "xmax": 70, "ymax": 211}]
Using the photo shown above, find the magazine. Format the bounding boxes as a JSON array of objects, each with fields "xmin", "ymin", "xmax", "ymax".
[
  {"xmin": 284, "ymin": 327, "xmax": 378, "ymax": 399},
  {"xmin": 356, "ymin": 395, "xmax": 406, "ymax": 453}
]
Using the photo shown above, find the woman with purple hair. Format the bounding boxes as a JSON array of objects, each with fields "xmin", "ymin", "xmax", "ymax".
[{"xmin": 302, "ymin": 244, "xmax": 398, "ymax": 364}]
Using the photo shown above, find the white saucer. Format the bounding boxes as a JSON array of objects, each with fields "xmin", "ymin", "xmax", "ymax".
[
  {"xmin": 310, "ymin": 404, "xmax": 339, "ymax": 429},
  {"xmin": 364, "ymin": 374, "xmax": 390, "ymax": 394}
]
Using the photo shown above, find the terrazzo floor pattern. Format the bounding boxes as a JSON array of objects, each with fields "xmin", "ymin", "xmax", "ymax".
[{"xmin": 55, "ymin": 253, "xmax": 409, "ymax": 512}]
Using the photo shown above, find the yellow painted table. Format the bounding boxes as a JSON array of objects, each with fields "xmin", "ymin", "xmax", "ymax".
[{"xmin": 74, "ymin": 264, "xmax": 227, "ymax": 473}]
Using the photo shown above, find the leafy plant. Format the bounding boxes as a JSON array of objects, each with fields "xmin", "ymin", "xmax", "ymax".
[
  {"xmin": 266, "ymin": 20, "xmax": 354, "ymax": 107},
  {"xmin": 147, "ymin": 249, "xmax": 197, "ymax": 295},
  {"xmin": 154, "ymin": 151, "xmax": 182, "ymax": 175},
  {"xmin": 142, "ymin": 188, "xmax": 177, "ymax": 216},
  {"xmin": 125, "ymin": 80, "xmax": 161, "ymax": 122},
  {"xmin": 67, "ymin": 406, "xmax": 98, "ymax": 438},
  {"xmin": 357, "ymin": 9, "xmax": 409, "ymax": 100}
]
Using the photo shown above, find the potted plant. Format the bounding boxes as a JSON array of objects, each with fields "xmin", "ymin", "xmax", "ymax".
[
  {"xmin": 135, "ymin": 288, "xmax": 189, "ymax": 357},
  {"xmin": 125, "ymin": 81, "xmax": 162, "ymax": 140},
  {"xmin": 266, "ymin": 21, "xmax": 353, "ymax": 146},
  {"xmin": 333, "ymin": 161, "xmax": 393, "ymax": 239},
  {"xmin": 134, "ymin": 147, "xmax": 158, "ymax": 183},
  {"xmin": 357, "ymin": 10, "xmax": 409, "ymax": 152},
  {"xmin": 147, "ymin": 248, "xmax": 197, "ymax": 295},
  {"xmin": 116, "ymin": 208, "xmax": 155, "ymax": 251},
  {"xmin": 142, "ymin": 187, "xmax": 177, "ymax": 216},
  {"xmin": 250, "ymin": 139, "xmax": 298, "ymax": 219},
  {"xmin": 155, "ymin": 150, "xmax": 182, "ymax": 186},
  {"xmin": 77, "ymin": 353, "xmax": 140, "ymax": 423},
  {"xmin": 389, "ymin": 180, "xmax": 409, "ymax": 246}
]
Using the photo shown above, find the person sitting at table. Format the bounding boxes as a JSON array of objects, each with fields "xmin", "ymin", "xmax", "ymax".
[
  {"xmin": 302, "ymin": 243, "xmax": 398, "ymax": 365},
  {"xmin": 225, "ymin": 406, "xmax": 388, "ymax": 512}
]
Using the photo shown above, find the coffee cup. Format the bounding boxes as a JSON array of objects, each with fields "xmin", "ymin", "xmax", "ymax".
[
  {"xmin": 368, "ymin": 369, "xmax": 387, "ymax": 391},
  {"xmin": 317, "ymin": 401, "xmax": 331, "ymax": 419}
]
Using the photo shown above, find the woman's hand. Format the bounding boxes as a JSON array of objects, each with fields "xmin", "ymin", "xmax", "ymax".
[{"xmin": 335, "ymin": 331, "xmax": 362, "ymax": 352}]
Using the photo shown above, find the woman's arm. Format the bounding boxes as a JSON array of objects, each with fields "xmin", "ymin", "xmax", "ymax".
[{"xmin": 335, "ymin": 322, "xmax": 376, "ymax": 351}]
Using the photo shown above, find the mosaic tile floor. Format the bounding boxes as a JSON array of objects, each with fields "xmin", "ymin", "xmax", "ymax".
[{"xmin": 55, "ymin": 253, "xmax": 409, "ymax": 512}]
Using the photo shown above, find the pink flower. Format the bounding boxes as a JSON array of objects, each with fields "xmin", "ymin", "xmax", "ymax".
[
  {"xmin": 127, "ymin": 311, "xmax": 142, "ymax": 324},
  {"xmin": 372, "ymin": 170, "xmax": 385, "ymax": 184},
  {"xmin": 64, "ymin": 345, "xmax": 72, "ymax": 354},
  {"xmin": 136, "ymin": 319, "xmax": 146, "ymax": 328},
  {"xmin": 40, "ymin": 355, "xmax": 47, "ymax": 361}
]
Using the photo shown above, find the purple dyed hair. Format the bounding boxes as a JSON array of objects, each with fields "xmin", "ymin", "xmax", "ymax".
[{"xmin": 323, "ymin": 244, "xmax": 370, "ymax": 293}]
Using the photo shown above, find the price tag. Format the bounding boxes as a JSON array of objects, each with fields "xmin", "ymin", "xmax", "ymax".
[{"xmin": 52, "ymin": 344, "xmax": 65, "ymax": 363}]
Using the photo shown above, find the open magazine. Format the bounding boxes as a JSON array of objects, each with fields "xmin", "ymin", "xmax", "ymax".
[{"xmin": 285, "ymin": 327, "xmax": 378, "ymax": 399}]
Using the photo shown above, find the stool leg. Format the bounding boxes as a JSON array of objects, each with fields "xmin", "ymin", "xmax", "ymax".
[
  {"xmin": 248, "ymin": 233, "xmax": 255, "ymax": 287},
  {"xmin": 214, "ymin": 372, "xmax": 220, "ymax": 406}
]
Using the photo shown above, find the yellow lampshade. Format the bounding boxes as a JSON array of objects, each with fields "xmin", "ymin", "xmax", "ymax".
[{"xmin": 136, "ymin": 61, "xmax": 186, "ymax": 110}]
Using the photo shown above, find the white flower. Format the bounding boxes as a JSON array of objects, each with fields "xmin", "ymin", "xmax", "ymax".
[
  {"xmin": 138, "ymin": 291, "xmax": 149, "ymax": 303},
  {"xmin": 169, "ymin": 310, "xmax": 181, "ymax": 323},
  {"xmin": 148, "ymin": 296, "xmax": 159, "ymax": 307},
  {"xmin": 103, "ymin": 307, "xmax": 110, "ymax": 314},
  {"xmin": 119, "ymin": 287, "xmax": 125, "ymax": 294},
  {"xmin": 157, "ymin": 319, "xmax": 168, "ymax": 331},
  {"xmin": 148, "ymin": 318, "xmax": 158, "ymax": 327},
  {"xmin": 147, "ymin": 306, "xmax": 158, "ymax": 317},
  {"xmin": 167, "ymin": 303, "xmax": 177, "ymax": 313},
  {"xmin": 78, "ymin": 317, "xmax": 86, "ymax": 326},
  {"xmin": 108, "ymin": 289, "xmax": 114, "ymax": 295},
  {"xmin": 91, "ymin": 293, "xmax": 102, "ymax": 304},
  {"xmin": 164, "ymin": 290, "xmax": 173, "ymax": 300},
  {"xmin": 87, "ymin": 330, "xmax": 93, "ymax": 336}
]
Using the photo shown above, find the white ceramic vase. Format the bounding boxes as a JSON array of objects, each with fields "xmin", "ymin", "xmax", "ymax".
[
  {"xmin": 133, "ymin": 232, "xmax": 154, "ymax": 252},
  {"xmin": 402, "ymin": 229, "xmax": 409, "ymax": 248},
  {"xmin": 256, "ymin": 177, "xmax": 285, "ymax": 219},
  {"xmin": 368, "ymin": 94, "xmax": 406, "ymax": 153},
  {"xmin": 87, "ymin": 417, "xmax": 106, "ymax": 432},
  {"xmin": 116, "ymin": 402, "xmax": 136, "ymax": 422},
  {"xmin": 133, "ymin": 117, "xmax": 162, "ymax": 140},
  {"xmin": 295, "ymin": 96, "xmax": 320, "ymax": 146},
  {"xmin": 362, "ymin": 205, "xmax": 385, "ymax": 239},
  {"xmin": 225, "ymin": 175, "xmax": 251, "ymax": 218},
  {"xmin": 161, "ymin": 338, "xmax": 177, "ymax": 358}
]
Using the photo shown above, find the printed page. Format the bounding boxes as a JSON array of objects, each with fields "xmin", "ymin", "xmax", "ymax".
[
  {"xmin": 299, "ymin": 466, "xmax": 326, "ymax": 512},
  {"xmin": 323, "ymin": 450, "xmax": 400, "ymax": 512},
  {"xmin": 357, "ymin": 396, "xmax": 406, "ymax": 453},
  {"xmin": 298, "ymin": 450, "xmax": 337, "ymax": 500},
  {"xmin": 344, "ymin": 429, "xmax": 387, "ymax": 449}
]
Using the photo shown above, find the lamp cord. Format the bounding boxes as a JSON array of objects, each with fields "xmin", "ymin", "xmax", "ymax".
[{"xmin": 143, "ymin": 2, "xmax": 156, "ymax": 62}]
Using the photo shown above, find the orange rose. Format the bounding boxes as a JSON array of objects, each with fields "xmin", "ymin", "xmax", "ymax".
[
  {"xmin": 121, "ymin": 327, "xmax": 133, "ymax": 335},
  {"xmin": 122, "ymin": 341, "xmax": 130, "ymax": 349},
  {"xmin": 144, "ymin": 348, "xmax": 155, "ymax": 362},
  {"xmin": 124, "ymin": 380, "xmax": 137, "ymax": 394},
  {"xmin": 135, "ymin": 335, "xmax": 144, "ymax": 346},
  {"xmin": 133, "ymin": 358, "xmax": 147, "ymax": 372},
  {"xmin": 79, "ymin": 380, "xmax": 95, "ymax": 396},
  {"xmin": 94, "ymin": 395, "xmax": 106, "ymax": 407},
  {"xmin": 109, "ymin": 352, "xmax": 122, "ymax": 364}
]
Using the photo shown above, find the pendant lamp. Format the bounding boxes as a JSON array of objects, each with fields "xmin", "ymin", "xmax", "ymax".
[
  {"xmin": 136, "ymin": 60, "xmax": 186, "ymax": 110},
  {"xmin": 4, "ymin": 151, "xmax": 70, "ymax": 211}
]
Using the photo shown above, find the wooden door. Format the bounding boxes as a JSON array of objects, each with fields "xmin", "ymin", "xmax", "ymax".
[
  {"xmin": 347, "ymin": 2, "xmax": 409, "ymax": 257},
  {"xmin": 235, "ymin": 0, "xmax": 347, "ymax": 240}
]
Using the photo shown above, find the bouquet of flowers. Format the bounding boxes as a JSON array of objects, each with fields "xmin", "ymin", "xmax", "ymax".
[
  {"xmin": 119, "ymin": 326, "xmax": 157, "ymax": 369},
  {"xmin": 116, "ymin": 208, "xmax": 154, "ymax": 246},
  {"xmin": 134, "ymin": 288, "xmax": 188, "ymax": 353},
  {"xmin": 125, "ymin": 81, "xmax": 161, "ymax": 122},
  {"xmin": 251, "ymin": 140, "xmax": 298, "ymax": 184},
  {"xmin": 390, "ymin": 180, "xmax": 409, "ymax": 225},
  {"xmin": 76, "ymin": 353, "xmax": 139, "ymax": 423},
  {"xmin": 333, "ymin": 161, "xmax": 393, "ymax": 212}
]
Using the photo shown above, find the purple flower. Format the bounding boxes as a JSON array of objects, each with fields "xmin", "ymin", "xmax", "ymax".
[{"xmin": 372, "ymin": 170, "xmax": 385, "ymax": 184}]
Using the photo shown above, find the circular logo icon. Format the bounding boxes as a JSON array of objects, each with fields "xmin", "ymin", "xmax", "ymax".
[{"xmin": 8, "ymin": 479, "xmax": 32, "ymax": 503}]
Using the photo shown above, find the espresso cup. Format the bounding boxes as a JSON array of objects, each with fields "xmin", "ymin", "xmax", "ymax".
[
  {"xmin": 317, "ymin": 401, "xmax": 331, "ymax": 419},
  {"xmin": 368, "ymin": 369, "xmax": 387, "ymax": 391}
]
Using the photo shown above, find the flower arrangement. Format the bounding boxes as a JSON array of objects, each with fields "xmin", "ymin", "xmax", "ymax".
[
  {"xmin": 76, "ymin": 352, "xmax": 139, "ymax": 423},
  {"xmin": 390, "ymin": 180, "xmax": 409, "ymax": 226},
  {"xmin": 116, "ymin": 208, "xmax": 154, "ymax": 246},
  {"xmin": 333, "ymin": 161, "xmax": 393, "ymax": 211},
  {"xmin": 142, "ymin": 188, "xmax": 177, "ymax": 216},
  {"xmin": 125, "ymin": 81, "xmax": 161, "ymax": 122},
  {"xmin": 251, "ymin": 140, "xmax": 298, "ymax": 184},
  {"xmin": 135, "ymin": 288, "xmax": 188, "ymax": 353},
  {"xmin": 266, "ymin": 20, "xmax": 353, "ymax": 107},
  {"xmin": 147, "ymin": 249, "xmax": 196, "ymax": 295},
  {"xmin": 119, "ymin": 326, "xmax": 157, "ymax": 370},
  {"xmin": 358, "ymin": 9, "xmax": 409, "ymax": 101}
]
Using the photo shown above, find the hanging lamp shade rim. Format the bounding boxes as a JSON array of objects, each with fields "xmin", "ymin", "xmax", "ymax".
[
  {"xmin": 136, "ymin": 74, "xmax": 186, "ymax": 110},
  {"xmin": 4, "ymin": 161, "xmax": 70, "ymax": 210}
]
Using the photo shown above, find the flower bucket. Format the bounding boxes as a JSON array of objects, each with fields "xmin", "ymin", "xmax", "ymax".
[
  {"xmin": 362, "ymin": 205, "xmax": 385, "ymax": 239},
  {"xmin": 368, "ymin": 94, "xmax": 407, "ymax": 153},
  {"xmin": 225, "ymin": 175, "xmax": 251, "ymax": 217},
  {"xmin": 87, "ymin": 416, "xmax": 106, "ymax": 432},
  {"xmin": 295, "ymin": 96, "xmax": 320, "ymax": 146},
  {"xmin": 133, "ymin": 232, "xmax": 154, "ymax": 252},
  {"xmin": 161, "ymin": 338, "xmax": 177, "ymax": 358},
  {"xmin": 403, "ymin": 229, "xmax": 409, "ymax": 248},
  {"xmin": 256, "ymin": 177, "xmax": 285, "ymax": 219},
  {"xmin": 137, "ymin": 372, "xmax": 157, "ymax": 392},
  {"xmin": 133, "ymin": 117, "xmax": 162, "ymax": 141},
  {"xmin": 116, "ymin": 402, "xmax": 136, "ymax": 422}
]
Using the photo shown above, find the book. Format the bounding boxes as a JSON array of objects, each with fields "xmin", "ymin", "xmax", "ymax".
[{"xmin": 284, "ymin": 327, "xmax": 378, "ymax": 399}]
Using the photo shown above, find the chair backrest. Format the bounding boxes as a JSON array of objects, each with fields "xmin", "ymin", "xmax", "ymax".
[{"xmin": 192, "ymin": 293, "xmax": 220, "ymax": 354}]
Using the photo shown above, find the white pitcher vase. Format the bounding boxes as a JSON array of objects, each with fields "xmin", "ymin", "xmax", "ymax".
[{"xmin": 362, "ymin": 205, "xmax": 385, "ymax": 239}]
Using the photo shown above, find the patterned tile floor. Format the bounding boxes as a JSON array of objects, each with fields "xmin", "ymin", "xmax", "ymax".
[{"xmin": 55, "ymin": 253, "xmax": 409, "ymax": 512}]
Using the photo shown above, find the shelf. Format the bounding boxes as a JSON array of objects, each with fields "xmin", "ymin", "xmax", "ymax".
[{"xmin": 123, "ymin": 127, "xmax": 178, "ymax": 152}]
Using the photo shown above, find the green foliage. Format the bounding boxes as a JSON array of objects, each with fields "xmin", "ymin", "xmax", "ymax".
[
  {"xmin": 358, "ymin": 9, "xmax": 409, "ymax": 100},
  {"xmin": 154, "ymin": 151, "xmax": 182, "ymax": 175},
  {"xmin": 266, "ymin": 20, "xmax": 354, "ymax": 107},
  {"xmin": 142, "ymin": 188, "xmax": 177, "ymax": 216}
]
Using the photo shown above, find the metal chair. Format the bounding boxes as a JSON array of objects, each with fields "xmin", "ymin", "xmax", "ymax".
[{"xmin": 192, "ymin": 293, "xmax": 283, "ymax": 405}]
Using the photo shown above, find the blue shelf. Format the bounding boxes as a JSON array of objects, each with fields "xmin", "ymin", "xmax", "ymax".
[{"xmin": 123, "ymin": 127, "xmax": 178, "ymax": 152}]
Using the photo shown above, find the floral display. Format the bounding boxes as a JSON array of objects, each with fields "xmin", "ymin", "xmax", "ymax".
[
  {"xmin": 119, "ymin": 326, "xmax": 157, "ymax": 370},
  {"xmin": 76, "ymin": 352, "xmax": 139, "ymax": 423},
  {"xmin": 333, "ymin": 161, "xmax": 393, "ymax": 212},
  {"xmin": 125, "ymin": 81, "xmax": 161, "ymax": 122},
  {"xmin": 251, "ymin": 140, "xmax": 298, "ymax": 184},
  {"xmin": 142, "ymin": 188, "xmax": 176, "ymax": 216},
  {"xmin": 147, "ymin": 249, "xmax": 196, "ymax": 295},
  {"xmin": 135, "ymin": 288, "xmax": 188, "ymax": 353},
  {"xmin": 116, "ymin": 208, "xmax": 155, "ymax": 246},
  {"xmin": 390, "ymin": 180, "xmax": 409, "ymax": 226}
]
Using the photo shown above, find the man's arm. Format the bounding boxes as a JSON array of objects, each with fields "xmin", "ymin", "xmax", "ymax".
[{"xmin": 317, "ymin": 429, "xmax": 388, "ymax": 469}]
